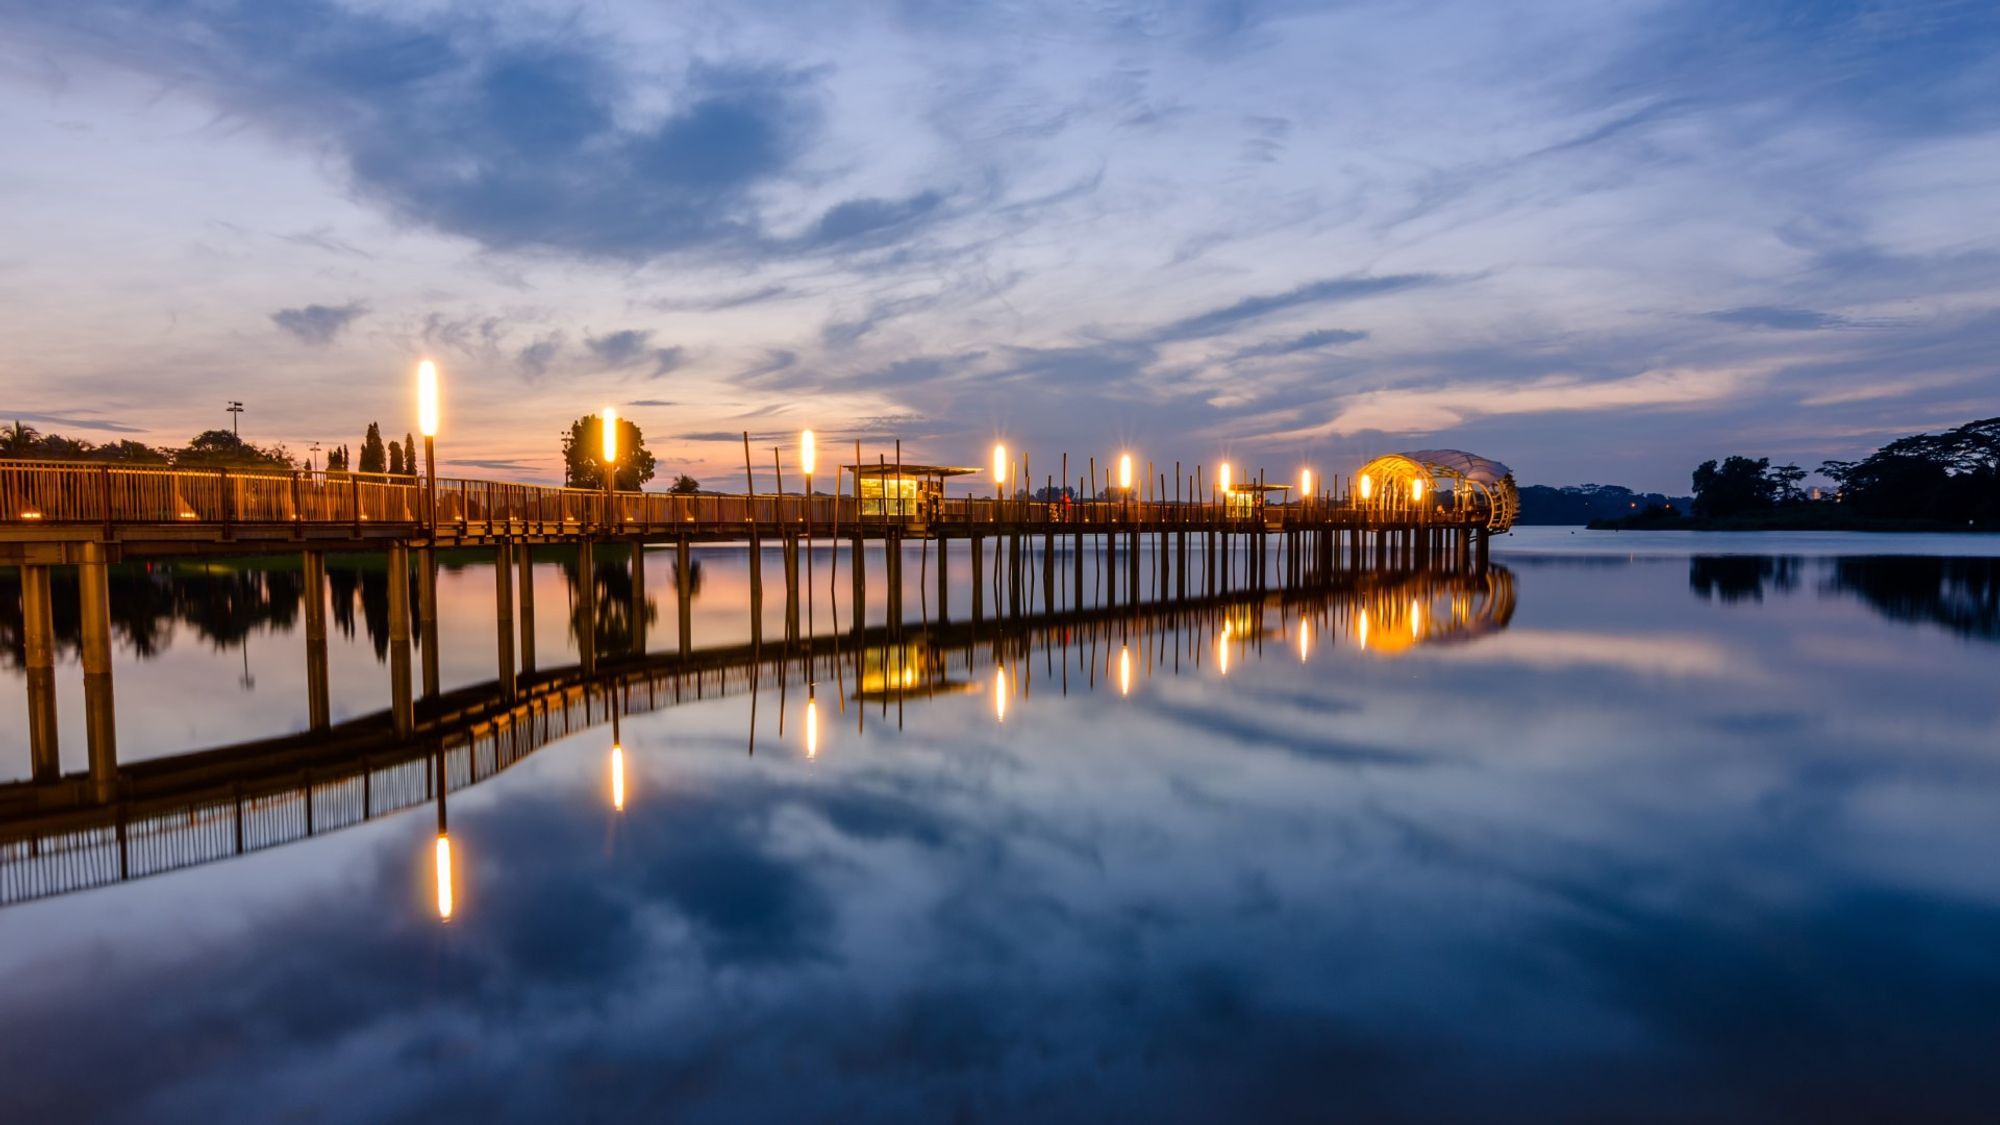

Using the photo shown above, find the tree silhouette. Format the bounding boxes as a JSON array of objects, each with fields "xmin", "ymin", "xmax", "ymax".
[
  {"xmin": 562, "ymin": 414, "xmax": 657, "ymax": 490},
  {"xmin": 359, "ymin": 423, "xmax": 387, "ymax": 474}
]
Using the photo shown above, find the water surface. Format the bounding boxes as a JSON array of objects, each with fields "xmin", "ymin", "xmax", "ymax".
[{"xmin": 2, "ymin": 535, "xmax": 1998, "ymax": 1122}]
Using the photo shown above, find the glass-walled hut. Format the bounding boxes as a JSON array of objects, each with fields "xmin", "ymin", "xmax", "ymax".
[
  {"xmin": 845, "ymin": 463, "xmax": 980, "ymax": 523},
  {"xmin": 1226, "ymin": 483, "xmax": 1290, "ymax": 524}
]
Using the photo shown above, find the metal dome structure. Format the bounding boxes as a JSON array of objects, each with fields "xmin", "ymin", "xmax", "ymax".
[{"xmin": 1354, "ymin": 448, "xmax": 1519, "ymax": 532}]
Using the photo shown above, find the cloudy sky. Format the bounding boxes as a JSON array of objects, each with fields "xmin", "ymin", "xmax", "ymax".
[{"xmin": 1, "ymin": 0, "xmax": 1995, "ymax": 492}]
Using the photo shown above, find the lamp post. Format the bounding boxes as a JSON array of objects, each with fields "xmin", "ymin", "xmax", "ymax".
[
  {"xmin": 601, "ymin": 405, "xmax": 619, "ymax": 529},
  {"xmin": 1301, "ymin": 468, "xmax": 1313, "ymax": 518},
  {"xmin": 1118, "ymin": 452, "xmax": 1133, "ymax": 522},
  {"xmin": 992, "ymin": 443, "xmax": 1006, "ymax": 520},
  {"xmin": 1219, "ymin": 461, "xmax": 1232, "ymax": 521},
  {"xmin": 417, "ymin": 360, "xmax": 439, "ymax": 533},
  {"xmin": 801, "ymin": 428, "xmax": 815, "ymax": 643}
]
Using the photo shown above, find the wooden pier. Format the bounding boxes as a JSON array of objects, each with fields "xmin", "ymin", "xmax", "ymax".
[{"xmin": 3, "ymin": 452, "xmax": 1515, "ymax": 816}]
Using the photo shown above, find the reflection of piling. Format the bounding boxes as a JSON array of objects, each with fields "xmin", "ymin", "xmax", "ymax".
[
  {"xmin": 518, "ymin": 543, "xmax": 536, "ymax": 676},
  {"xmin": 388, "ymin": 540, "xmax": 414, "ymax": 739},
  {"xmin": 304, "ymin": 551, "xmax": 331, "ymax": 728},
  {"xmin": 80, "ymin": 542, "xmax": 117, "ymax": 801},
  {"xmin": 494, "ymin": 541, "xmax": 516, "ymax": 700},
  {"xmin": 22, "ymin": 563, "xmax": 59, "ymax": 781}
]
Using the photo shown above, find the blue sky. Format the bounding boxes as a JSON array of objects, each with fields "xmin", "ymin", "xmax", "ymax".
[{"xmin": 1, "ymin": 0, "xmax": 1996, "ymax": 491}]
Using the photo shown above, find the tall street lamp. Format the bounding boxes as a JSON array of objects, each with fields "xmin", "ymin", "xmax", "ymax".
[
  {"xmin": 417, "ymin": 359, "xmax": 440, "ymax": 533},
  {"xmin": 1118, "ymin": 452, "xmax": 1133, "ymax": 521},
  {"xmin": 800, "ymin": 428, "xmax": 816, "ymax": 642},
  {"xmin": 992, "ymin": 442, "xmax": 1006, "ymax": 519},
  {"xmin": 601, "ymin": 405, "xmax": 619, "ymax": 529}
]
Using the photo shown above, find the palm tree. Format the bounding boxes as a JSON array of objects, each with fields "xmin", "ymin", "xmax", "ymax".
[{"xmin": 0, "ymin": 419, "xmax": 42, "ymax": 458}]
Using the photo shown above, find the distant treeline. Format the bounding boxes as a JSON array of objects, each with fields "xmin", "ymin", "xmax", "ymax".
[
  {"xmin": 1516, "ymin": 484, "xmax": 1694, "ymax": 525},
  {"xmin": 1596, "ymin": 415, "xmax": 1998, "ymax": 531},
  {"xmin": 2, "ymin": 418, "xmax": 426, "ymax": 476},
  {"xmin": 2, "ymin": 419, "xmax": 297, "ymax": 469}
]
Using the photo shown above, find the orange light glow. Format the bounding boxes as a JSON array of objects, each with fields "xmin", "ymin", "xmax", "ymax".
[
  {"xmin": 1409, "ymin": 599, "xmax": 1423, "ymax": 639},
  {"xmin": 992, "ymin": 443, "xmax": 1006, "ymax": 485},
  {"xmin": 435, "ymin": 834, "xmax": 454, "ymax": 922},
  {"xmin": 800, "ymin": 429, "xmax": 816, "ymax": 477},
  {"xmin": 1219, "ymin": 462, "xmax": 1232, "ymax": 493},
  {"xmin": 601, "ymin": 406, "xmax": 618, "ymax": 464},
  {"xmin": 417, "ymin": 359, "xmax": 440, "ymax": 438},
  {"xmin": 1300, "ymin": 468, "xmax": 1312, "ymax": 498},
  {"xmin": 1118, "ymin": 454, "xmax": 1133, "ymax": 491},
  {"xmin": 1410, "ymin": 478, "xmax": 1425, "ymax": 502},
  {"xmin": 1217, "ymin": 621, "xmax": 1232, "ymax": 675},
  {"xmin": 805, "ymin": 698, "xmax": 820, "ymax": 758},
  {"xmin": 1357, "ymin": 609, "xmax": 1371, "ymax": 650},
  {"xmin": 1118, "ymin": 645, "xmax": 1132, "ymax": 696},
  {"xmin": 1298, "ymin": 617, "xmax": 1311, "ymax": 663},
  {"xmin": 1359, "ymin": 473, "xmax": 1374, "ymax": 501},
  {"xmin": 994, "ymin": 665, "xmax": 1008, "ymax": 722},
  {"xmin": 610, "ymin": 744, "xmax": 625, "ymax": 811}
]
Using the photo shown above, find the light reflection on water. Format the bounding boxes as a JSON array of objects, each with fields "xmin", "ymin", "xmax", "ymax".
[{"xmin": 1, "ymin": 540, "xmax": 1999, "ymax": 1121}]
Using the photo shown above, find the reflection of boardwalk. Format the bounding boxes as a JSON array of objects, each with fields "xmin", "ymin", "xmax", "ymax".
[{"xmin": 0, "ymin": 564, "xmax": 1515, "ymax": 906}]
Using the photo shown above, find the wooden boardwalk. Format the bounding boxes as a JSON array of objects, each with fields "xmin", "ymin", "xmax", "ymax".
[{"xmin": 4, "ymin": 455, "xmax": 1506, "ymax": 825}]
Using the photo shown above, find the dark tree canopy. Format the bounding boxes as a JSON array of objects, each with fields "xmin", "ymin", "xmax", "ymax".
[
  {"xmin": 388, "ymin": 440, "xmax": 404, "ymax": 476},
  {"xmin": 404, "ymin": 432, "xmax": 419, "ymax": 477},
  {"xmin": 562, "ymin": 414, "xmax": 657, "ymax": 490},
  {"xmin": 1822, "ymin": 417, "xmax": 1999, "ymax": 524},
  {"xmin": 1691, "ymin": 456, "xmax": 1778, "ymax": 518},
  {"xmin": 669, "ymin": 473, "xmax": 700, "ymax": 494},
  {"xmin": 358, "ymin": 423, "xmax": 387, "ymax": 474}
]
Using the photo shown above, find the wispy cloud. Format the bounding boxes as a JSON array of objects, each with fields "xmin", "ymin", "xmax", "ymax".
[
  {"xmin": 270, "ymin": 301, "xmax": 367, "ymax": 345},
  {"xmin": 1150, "ymin": 275, "xmax": 1442, "ymax": 342},
  {"xmin": 1704, "ymin": 307, "xmax": 1850, "ymax": 331},
  {"xmin": 1303, "ymin": 367, "xmax": 1755, "ymax": 438}
]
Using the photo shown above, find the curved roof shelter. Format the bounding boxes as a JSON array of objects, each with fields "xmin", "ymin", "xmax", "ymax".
[{"xmin": 1355, "ymin": 448, "xmax": 1520, "ymax": 532}]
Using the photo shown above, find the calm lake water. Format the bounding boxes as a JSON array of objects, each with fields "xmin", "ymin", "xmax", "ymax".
[{"xmin": 2, "ymin": 530, "xmax": 1998, "ymax": 1122}]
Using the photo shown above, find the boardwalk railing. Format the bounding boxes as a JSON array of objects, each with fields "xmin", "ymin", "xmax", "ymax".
[{"xmin": 2, "ymin": 458, "xmax": 1491, "ymax": 538}]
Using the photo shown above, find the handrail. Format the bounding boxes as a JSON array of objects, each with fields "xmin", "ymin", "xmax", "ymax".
[{"xmin": 1, "ymin": 459, "xmax": 1498, "ymax": 532}]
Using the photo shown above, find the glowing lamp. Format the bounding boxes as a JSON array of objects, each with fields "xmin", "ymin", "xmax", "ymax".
[
  {"xmin": 1118, "ymin": 646, "xmax": 1132, "ymax": 697},
  {"xmin": 1359, "ymin": 473, "xmax": 1374, "ymax": 500},
  {"xmin": 610, "ymin": 745, "xmax": 625, "ymax": 812},
  {"xmin": 417, "ymin": 359, "xmax": 440, "ymax": 438},
  {"xmin": 992, "ymin": 443, "xmax": 1006, "ymax": 485},
  {"xmin": 1410, "ymin": 599, "xmax": 1423, "ymax": 639},
  {"xmin": 994, "ymin": 666, "xmax": 1008, "ymax": 723},
  {"xmin": 1219, "ymin": 462, "xmax": 1232, "ymax": 493},
  {"xmin": 1357, "ymin": 609, "xmax": 1371, "ymax": 650},
  {"xmin": 1410, "ymin": 478, "xmax": 1425, "ymax": 502},
  {"xmin": 601, "ymin": 407, "xmax": 618, "ymax": 464},
  {"xmin": 1118, "ymin": 453, "xmax": 1132, "ymax": 491},
  {"xmin": 1299, "ymin": 618, "xmax": 1311, "ymax": 663},
  {"xmin": 1300, "ymin": 468, "xmax": 1312, "ymax": 498},
  {"xmin": 800, "ymin": 429, "xmax": 816, "ymax": 477},
  {"xmin": 435, "ymin": 834, "xmax": 454, "ymax": 922},
  {"xmin": 805, "ymin": 698, "xmax": 819, "ymax": 759}
]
